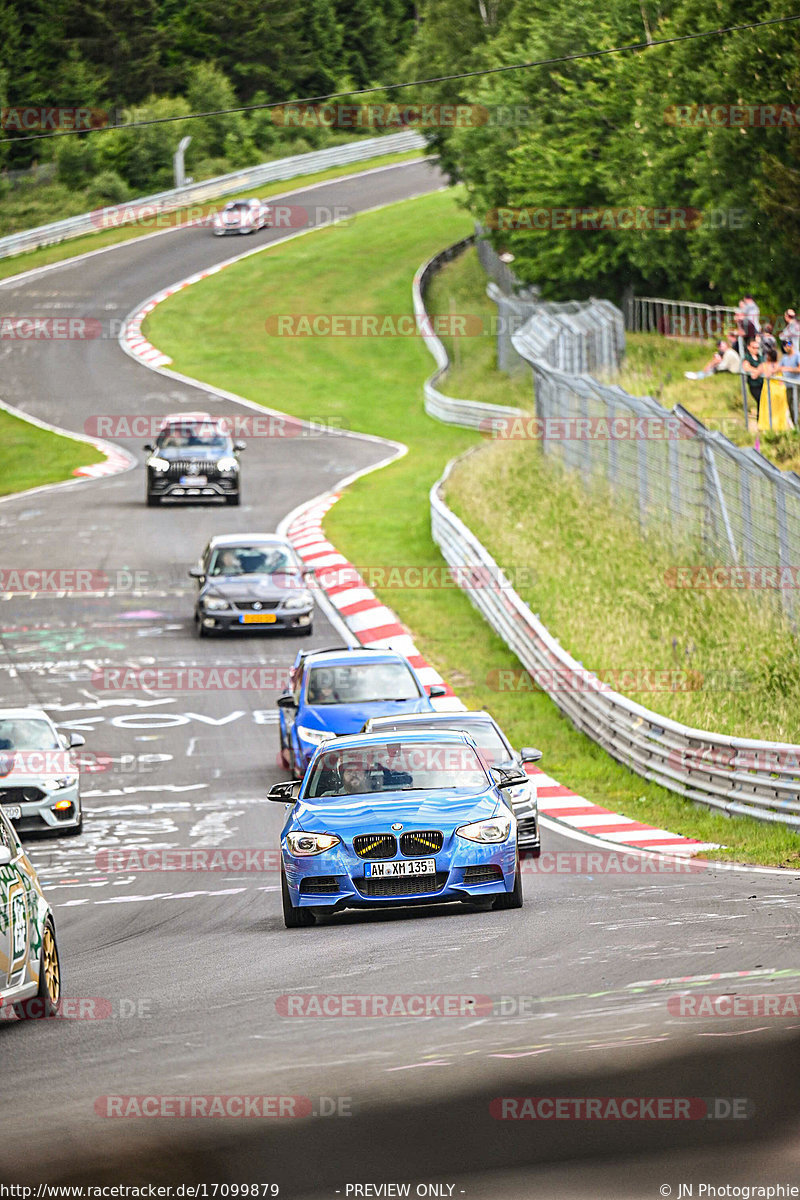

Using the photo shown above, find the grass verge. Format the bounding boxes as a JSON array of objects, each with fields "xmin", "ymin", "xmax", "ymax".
[
  {"xmin": 0, "ymin": 148, "xmax": 424, "ymax": 285},
  {"xmin": 144, "ymin": 188, "xmax": 800, "ymax": 867},
  {"xmin": 0, "ymin": 408, "xmax": 104, "ymax": 495}
]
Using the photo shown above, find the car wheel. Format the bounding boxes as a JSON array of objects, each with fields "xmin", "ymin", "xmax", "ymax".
[
  {"xmin": 146, "ymin": 492, "xmax": 160, "ymax": 507},
  {"xmin": 493, "ymin": 862, "xmax": 523, "ymax": 910},
  {"xmin": 289, "ymin": 740, "xmax": 302, "ymax": 780},
  {"xmin": 226, "ymin": 492, "xmax": 240, "ymax": 506},
  {"xmin": 14, "ymin": 917, "xmax": 61, "ymax": 1019},
  {"xmin": 195, "ymin": 612, "xmax": 210, "ymax": 638},
  {"xmin": 281, "ymin": 867, "xmax": 315, "ymax": 928},
  {"xmin": 296, "ymin": 624, "xmax": 314, "ymax": 637}
]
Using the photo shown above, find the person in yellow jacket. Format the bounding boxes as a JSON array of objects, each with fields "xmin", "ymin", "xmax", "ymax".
[{"xmin": 758, "ymin": 349, "xmax": 794, "ymax": 431}]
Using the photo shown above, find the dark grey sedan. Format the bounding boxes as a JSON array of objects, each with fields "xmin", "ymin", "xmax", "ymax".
[{"xmin": 190, "ymin": 534, "xmax": 314, "ymax": 637}]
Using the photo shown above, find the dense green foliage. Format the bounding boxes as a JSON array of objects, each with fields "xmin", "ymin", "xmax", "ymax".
[
  {"xmin": 2, "ymin": 0, "xmax": 798, "ymax": 312},
  {"xmin": 407, "ymin": 0, "xmax": 800, "ymax": 310}
]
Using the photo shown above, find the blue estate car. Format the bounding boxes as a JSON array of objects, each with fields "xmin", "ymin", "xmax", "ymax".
[
  {"xmin": 268, "ymin": 729, "xmax": 526, "ymax": 927},
  {"xmin": 277, "ymin": 647, "xmax": 445, "ymax": 778}
]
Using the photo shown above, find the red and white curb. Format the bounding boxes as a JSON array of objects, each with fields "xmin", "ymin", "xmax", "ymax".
[
  {"xmin": 288, "ymin": 495, "xmax": 463, "ymax": 714},
  {"xmin": 287, "ymin": 497, "xmax": 718, "ymax": 856},
  {"xmin": 122, "ymin": 263, "xmax": 228, "ymax": 368}
]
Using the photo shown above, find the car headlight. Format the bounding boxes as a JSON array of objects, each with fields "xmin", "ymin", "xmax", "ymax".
[
  {"xmin": 286, "ymin": 832, "xmax": 340, "ymax": 856},
  {"xmin": 148, "ymin": 456, "xmax": 170, "ymax": 473},
  {"xmin": 49, "ymin": 776, "xmax": 78, "ymax": 790},
  {"xmin": 203, "ymin": 596, "xmax": 230, "ymax": 612},
  {"xmin": 217, "ymin": 456, "xmax": 239, "ymax": 473},
  {"xmin": 283, "ymin": 592, "xmax": 312, "ymax": 611},
  {"xmin": 295, "ymin": 725, "xmax": 333, "ymax": 746},
  {"xmin": 457, "ymin": 815, "xmax": 513, "ymax": 844}
]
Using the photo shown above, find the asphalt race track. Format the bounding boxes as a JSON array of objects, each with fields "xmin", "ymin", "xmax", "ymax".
[{"xmin": 1, "ymin": 159, "xmax": 800, "ymax": 1195}]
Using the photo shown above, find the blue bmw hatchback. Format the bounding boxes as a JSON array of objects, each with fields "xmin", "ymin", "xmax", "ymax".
[
  {"xmin": 277, "ymin": 647, "xmax": 445, "ymax": 778},
  {"xmin": 268, "ymin": 729, "xmax": 525, "ymax": 927}
]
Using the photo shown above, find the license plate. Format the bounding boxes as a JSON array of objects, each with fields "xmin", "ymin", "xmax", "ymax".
[
  {"xmin": 180, "ymin": 475, "xmax": 207, "ymax": 485},
  {"xmin": 240, "ymin": 612, "xmax": 277, "ymax": 624},
  {"xmin": 4, "ymin": 806, "xmax": 21, "ymax": 820},
  {"xmin": 365, "ymin": 858, "xmax": 435, "ymax": 878}
]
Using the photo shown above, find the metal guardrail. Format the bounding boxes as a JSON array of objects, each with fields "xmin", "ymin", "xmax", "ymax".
[
  {"xmin": 0, "ymin": 131, "xmax": 427, "ymax": 261},
  {"xmin": 626, "ymin": 295, "xmax": 739, "ymax": 339},
  {"xmin": 411, "ymin": 237, "xmax": 526, "ymax": 431},
  {"xmin": 431, "ymin": 458, "xmax": 800, "ymax": 828}
]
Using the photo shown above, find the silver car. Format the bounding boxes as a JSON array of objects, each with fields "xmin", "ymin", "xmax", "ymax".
[
  {"xmin": 212, "ymin": 198, "xmax": 271, "ymax": 235},
  {"xmin": 190, "ymin": 533, "xmax": 315, "ymax": 637},
  {"xmin": 363, "ymin": 710, "xmax": 542, "ymax": 854},
  {"xmin": 0, "ymin": 806, "xmax": 62, "ymax": 1020},
  {"xmin": 0, "ymin": 708, "xmax": 85, "ymax": 837}
]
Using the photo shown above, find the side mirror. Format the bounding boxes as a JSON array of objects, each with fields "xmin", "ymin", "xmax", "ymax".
[
  {"xmin": 267, "ymin": 780, "xmax": 300, "ymax": 803},
  {"xmin": 143, "ymin": 443, "xmax": 153, "ymax": 452},
  {"xmin": 492, "ymin": 768, "xmax": 529, "ymax": 789},
  {"xmin": 234, "ymin": 441, "xmax": 246, "ymax": 452},
  {"xmin": 519, "ymin": 747, "xmax": 542, "ymax": 764},
  {"xmin": 188, "ymin": 566, "xmax": 204, "ymax": 579},
  {"xmin": 0, "ymin": 846, "xmax": 11, "ymax": 867},
  {"xmin": 68, "ymin": 733, "xmax": 86, "ymax": 749},
  {"xmin": 277, "ymin": 695, "xmax": 297, "ymax": 709},
  {"xmin": 428, "ymin": 684, "xmax": 447, "ymax": 698}
]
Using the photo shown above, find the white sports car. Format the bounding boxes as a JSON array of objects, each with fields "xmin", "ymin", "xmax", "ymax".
[{"xmin": 212, "ymin": 198, "xmax": 271, "ymax": 236}]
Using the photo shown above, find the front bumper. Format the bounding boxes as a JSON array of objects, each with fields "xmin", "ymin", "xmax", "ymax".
[
  {"xmin": 282, "ymin": 836, "xmax": 517, "ymax": 911},
  {"xmin": 148, "ymin": 471, "xmax": 239, "ymax": 501},
  {"xmin": 213, "ymin": 223, "xmax": 254, "ymax": 235},
  {"xmin": 198, "ymin": 606, "xmax": 313, "ymax": 633},
  {"xmin": 0, "ymin": 780, "xmax": 82, "ymax": 836}
]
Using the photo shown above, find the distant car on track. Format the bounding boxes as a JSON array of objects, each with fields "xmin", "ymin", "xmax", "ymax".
[
  {"xmin": 0, "ymin": 708, "xmax": 85, "ymax": 837},
  {"xmin": 190, "ymin": 534, "xmax": 315, "ymax": 637},
  {"xmin": 363, "ymin": 710, "xmax": 542, "ymax": 855},
  {"xmin": 0, "ymin": 806, "xmax": 62, "ymax": 1019},
  {"xmin": 277, "ymin": 646, "xmax": 445, "ymax": 779},
  {"xmin": 269, "ymin": 729, "xmax": 525, "ymax": 927},
  {"xmin": 212, "ymin": 198, "xmax": 271, "ymax": 236},
  {"xmin": 144, "ymin": 412, "xmax": 245, "ymax": 506}
]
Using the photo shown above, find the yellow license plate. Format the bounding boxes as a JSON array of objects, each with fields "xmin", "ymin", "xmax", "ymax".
[{"xmin": 241, "ymin": 612, "xmax": 277, "ymax": 624}]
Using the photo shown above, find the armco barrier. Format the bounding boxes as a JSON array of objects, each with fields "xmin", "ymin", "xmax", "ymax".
[
  {"xmin": 411, "ymin": 237, "xmax": 526, "ymax": 431},
  {"xmin": 0, "ymin": 131, "xmax": 426, "ymax": 261},
  {"xmin": 415, "ymin": 242, "xmax": 800, "ymax": 829},
  {"xmin": 431, "ymin": 457, "xmax": 800, "ymax": 827}
]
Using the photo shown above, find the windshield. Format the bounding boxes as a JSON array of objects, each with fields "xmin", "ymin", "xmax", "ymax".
[
  {"xmin": 305, "ymin": 739, "xmax": 490, "ymax": 797},
  {"xmin": 226, "ymin": 202, "xmax": 250, "ymax": 211},
  {"xmin": 156, "ymin": 424, "xmax": 230, "ymax": 450},
  {"xmin": 208, "ymin": 546, "xmax": 295, "ymax": 577},
  {"xmin": 0, "ymin": 719, "xmax": 59, "ymax": 751},
  {"xmin": 306, "ymin": 663, "xmax": 421, "ymax": 705}
]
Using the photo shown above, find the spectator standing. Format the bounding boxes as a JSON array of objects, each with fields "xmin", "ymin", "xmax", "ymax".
[
  {"xmin": 781, "ymin": 308, "xmax": 800, "ymax": 353},
  {"xmin": 758, "ymin": 349, "xmax": 794, "ymax": 431},
  {"xmin": 741, "ymin": 335, "xmax": 765, "ymax": 418},
  {"xmin": 779, "ymin": 335, "xmax": 800, "ymax": 423},
  {"xmin": 741, "ymin": 294, "xmax": 761, "ymax": 331},
  {"xmin": 760, "ymin": 322, "xmax": 777, "ymax": 355}
]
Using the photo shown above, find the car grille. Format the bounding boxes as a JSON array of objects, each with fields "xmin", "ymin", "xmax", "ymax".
[
  {"xmin": 353, "ymin": 833, "xmax": 397, "ymax": 860},
  {"xmin": 462, "ymin": 865, "xmax": 504, "ymax": 884},
  {"xmin": 400, "ymin": 830, "xmax": 443, "ymax": 856},
  {"xmin": 166, "ymin": 460, "xmax": 219, "ymax": 477},
  {"xmin": 231, "ymin": 600, "xmax": 280, "ymax": 612},
  {"xmin": 299, "ymin": 876, "xmax": 339, "ymax": 894},
  {"xmin": 355, "ymin": 872, "xmax": 449, "ymax": 898},
  {"xmin": 0, "ymin": 787, "xmax": 45, "ymax": 805}
]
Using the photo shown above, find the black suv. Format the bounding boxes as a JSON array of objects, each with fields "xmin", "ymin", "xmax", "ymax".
[{"xmin": 144, "ymin": 413, "xmax": 245, "ymax": 506}]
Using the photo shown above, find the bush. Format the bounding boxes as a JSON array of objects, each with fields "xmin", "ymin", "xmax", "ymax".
[{"xmin": 86, "ymin": 170, "xmax": 132, "ymax": 207}]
